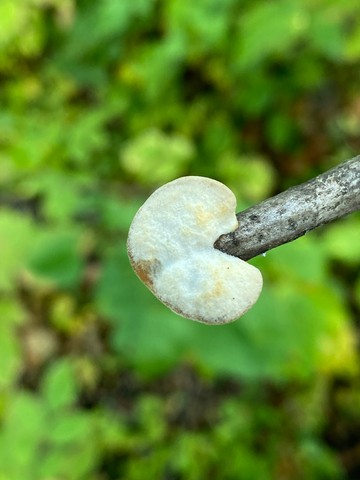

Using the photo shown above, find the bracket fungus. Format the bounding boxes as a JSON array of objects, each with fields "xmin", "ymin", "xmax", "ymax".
[{"xmin": 127, "ymin": 176, "xmax": 262, "ymax": 325}]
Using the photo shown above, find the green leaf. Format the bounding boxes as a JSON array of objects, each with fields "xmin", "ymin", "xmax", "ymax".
[
  {"xmin": 121, "ymin": 129, "xmax": 194, "ymax": 186},
  {"xmin": 308, "ymin": 14, "xmax": 345, "ymax": 59},
  {"xmin": 265, "ymin": 235, "xmax": 328, "ymax": 284},
  {"xmin": 41, "ymin": 359, "xmax": 78, "ymax": 411},
  {"xmin": 0, "ymin": 0, "xmax": 28, "ymax": 47},
  {"xmin": 166, "ymin": 0, "xmax": 237, "ymax": 54},
  {"xmin": 100, "ymin": 197, "xmax": 142, "ymax": 232},
  {"xmin": 48, "ymin": 412, "xmax": 92, "ymax": 444},
  {"xmin": 345, "ymin": 19, "xmax": 360, "ymax": 60},
  {"xmin": 0, "ymin": 210, "xmax": 37, "ymax": 291},
  {"xmin": 0, "ymin": 393, "xmax": 46, "ymax": 478},
  {"xmin": 38, "ymin": 412, "xmax": 99, "ymax": 480},
  {"xmin": 22, "ymin": 170, "xmax": 88, "ymax": 223},
  {"xmin": 0, "ymin": 298, "xmax": 24, "ymax": 388},
  {"xmin": 322, "ymin": 218, "xmax": 360, "ymax": 265},
  {"xmin": 217, "ymin": 154, "xmax": 275, "ymax": 202},
  {"xmin": 28, "ymin": 230, "xmax": 84, "ymax": 289},
  {"xmin": 235, "ymin": 0, "xmax": 307, "ymax": 70}
]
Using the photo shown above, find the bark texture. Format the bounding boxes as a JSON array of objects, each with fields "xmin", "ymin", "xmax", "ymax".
[{"xmin": 214, "ymin": 156, "xmax": 360, "ymax": 261}]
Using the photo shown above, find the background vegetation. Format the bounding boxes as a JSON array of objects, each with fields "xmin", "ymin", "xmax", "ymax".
[{"xmin": 1, "ymin": 0, "xmax": 360, "ymax": 478}]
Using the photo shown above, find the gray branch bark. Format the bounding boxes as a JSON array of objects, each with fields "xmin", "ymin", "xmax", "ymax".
[{"xmin": 214, "ymin": 156, "xmax": 360, "ymax": 261}]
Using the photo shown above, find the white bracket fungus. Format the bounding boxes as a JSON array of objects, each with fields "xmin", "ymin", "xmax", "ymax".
[{"xmin": 127, "ymin": 176, "xmax": 263, "ymax": 325}]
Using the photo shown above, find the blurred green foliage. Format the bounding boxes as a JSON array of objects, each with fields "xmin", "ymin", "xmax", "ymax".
[{"xmin": 0, "ymin": 0, "xmax": 360, "ymax": 478}]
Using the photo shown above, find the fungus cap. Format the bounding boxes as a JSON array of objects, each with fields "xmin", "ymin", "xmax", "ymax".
[{"xmin": 127, "ymin": 176, "xmax": 262, "ymax": 324}]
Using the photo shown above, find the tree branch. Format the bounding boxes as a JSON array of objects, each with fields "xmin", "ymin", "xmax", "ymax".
[{"xmin": 214, "ymin": 156, "xmax": 360, "ymax": 261}]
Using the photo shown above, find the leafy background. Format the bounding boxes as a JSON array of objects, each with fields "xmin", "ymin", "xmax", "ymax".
[{"xmin": 0, "ymin": 0, "xmax": 360, "ymax": 478}]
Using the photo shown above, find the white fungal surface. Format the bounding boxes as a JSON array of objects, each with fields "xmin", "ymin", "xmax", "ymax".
[{"xmin": 127, "ymin": 176, "xmax": 263, "ymax": 324}]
